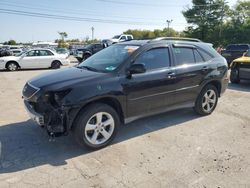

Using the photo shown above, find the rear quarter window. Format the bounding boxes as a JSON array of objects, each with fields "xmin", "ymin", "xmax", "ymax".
[{"xmin": 197, "ymin": 49, "xmax": 213, "ymax": 61}]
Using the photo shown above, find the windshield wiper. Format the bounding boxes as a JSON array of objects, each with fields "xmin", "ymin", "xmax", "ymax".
[{"xmin": 78, "ymin": 65, "xmax": 99, "ymax": 72}]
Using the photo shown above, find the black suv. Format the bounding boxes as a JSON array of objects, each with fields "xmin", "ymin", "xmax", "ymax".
[
  {"xmin": 221, "ymin": 44, "xmax": 250, "ymax": 66},
  {"xmin": 79, "ymin": 43, "xmax": 105, "ymax": 62},
  {"xmin": 23, "ymin": 38, "xmax": 228, "ymax": 149}
]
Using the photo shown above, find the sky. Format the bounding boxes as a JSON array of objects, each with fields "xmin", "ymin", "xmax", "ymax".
[{"xmin": 0, "ymin": 0, "xmax": 238, "ymax": 43}]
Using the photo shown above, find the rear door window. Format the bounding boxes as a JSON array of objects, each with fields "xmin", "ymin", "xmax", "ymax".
[
  {"xmin": 173, "ymin": 47, "xmax": 195, "ymax": 66},
  {"xmin": 194, "ymin": 50, "xmax": 204, "ymax": 63},
  {"xmin": 198, "ymin": 49, "xmax": 213, "ymax": 61}
]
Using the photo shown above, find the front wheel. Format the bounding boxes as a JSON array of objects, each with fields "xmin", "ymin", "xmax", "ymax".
[
  {"xmin": 6, "ymin": 62, "xmax": 18, "ymax": 71},
  {"xmin": 73, "ymin": 103, "xmax": 120, "ymax": 149},
  {"xmin": 194, "ymin": 85, "xmax": 218, "ymax": 116}
]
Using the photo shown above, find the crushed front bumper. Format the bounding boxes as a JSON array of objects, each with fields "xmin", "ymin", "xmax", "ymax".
[{"xmin": 24, "ymin": 100, "xmax": 45, "ymax": 126}]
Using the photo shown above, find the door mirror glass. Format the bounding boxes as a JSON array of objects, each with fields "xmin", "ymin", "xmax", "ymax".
[{"xmin": 128, "ymin": 63, "xmax": 146, "ymax": 75}]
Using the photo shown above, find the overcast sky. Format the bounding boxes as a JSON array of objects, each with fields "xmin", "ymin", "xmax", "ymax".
[{"xmin": 0, "ymin": 0, "xmax": 238, "ymax": 43}]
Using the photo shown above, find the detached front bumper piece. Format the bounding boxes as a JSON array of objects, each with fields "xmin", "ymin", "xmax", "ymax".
[{"xmin": 24, "ymin": 100, "xmax": 44, "ymax": 126}]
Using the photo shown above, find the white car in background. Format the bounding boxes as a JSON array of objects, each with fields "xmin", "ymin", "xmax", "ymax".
[
  {"xmin": 0, "ymin": 49, "xmax": 70, "ymax": 71},
  {"xmin": 110, "ymin": 34, "xmax": 133, "ymax": 44},
  {"xmin": 10, "ymin": 49, "xmax": 23, "ymax": 56}
]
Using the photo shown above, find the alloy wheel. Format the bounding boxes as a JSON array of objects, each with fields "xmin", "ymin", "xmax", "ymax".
[
  {"xmin": 8, "ymin": 63, "xmax": 17, "ymax": 71},
  {"xmin": 202, "ymin": 89, "xmax": 216, "ymax": 113},
  {"xmin": 84, "ymin": 112, "xmax": 115, "ymax": 145}
]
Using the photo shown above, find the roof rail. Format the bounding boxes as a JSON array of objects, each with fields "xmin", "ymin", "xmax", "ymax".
[{"xmin": 151, "ymin": 37, "xmax": 202, "ymax": 42}]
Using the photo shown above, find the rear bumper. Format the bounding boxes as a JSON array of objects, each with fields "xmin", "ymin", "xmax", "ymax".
[{"xmin": 24, "ymin": 100, "xmax": 44, "ymax": 126}]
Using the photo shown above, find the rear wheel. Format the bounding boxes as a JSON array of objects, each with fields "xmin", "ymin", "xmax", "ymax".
[
  {"xmin": 230, "ymin": 67, "xmax": 240, "ymax": 84},
  {"xmin": 51, "ymin": 60, "xmax": 61, "ymax": 69},
  {"xmin": 73, "ymin": 103, "xmax": 120, "ymax": 149},
  {"xmin": 6, "ymin": 62, "xmax": 18, "ymax": 71},
  {"xmin": 194, "ymin": 84, "xmax": 218, "ymax": 116}
]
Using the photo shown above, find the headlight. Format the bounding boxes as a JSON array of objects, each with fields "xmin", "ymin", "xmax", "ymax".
[{"xmin": 53, "ymin": 89, "xmax": 71, "ymax": 106}]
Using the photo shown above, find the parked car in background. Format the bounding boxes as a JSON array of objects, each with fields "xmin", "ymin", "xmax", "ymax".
[
  {"xmin": 75, "ymin": 43, "xmax": 106, "ymax": 62},
  {"xmin": 230, "ymin": 49, "xmax": 250, "ymax": 83},
  {"xmin": 221, "ymin": 44, "xmax": 250, "ymax": 67},
  {"xmin": 22, "ymin": 37, "xmax": 228, "ymax": 149},
  {"xmin": 10, "ymin": 49, "xmax": 23, "ymax": 56},
  {"xmin": 56, "ymin": 48, "xmax": 70, "ymax": 57},
  {"xmin": 0, "ymin": 49, "xmax": 12, "ymax": 57},
  {"xmin": 110, "ymin": 34, "xmax": 133, "ymax": 44},
  {"xmin": 0, "ymin": 49, "xmax": 70, "ymax": 71}
]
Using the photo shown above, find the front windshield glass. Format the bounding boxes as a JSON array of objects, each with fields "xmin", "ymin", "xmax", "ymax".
[
  {"xmin": 84, "ymin": 44, "xmax": 93, "ymax": 49},
  {"xmin": 112, "ymin": 35, "xmax": 120, "ymax": 39},
  {"xmin": 16, "ymin": 51, "xmax": 26, "ymax": 57},
  {"xmin": 78, "ymin": 44, "xmax": 139, "ymax": 72},
  {"xmin": 245, "ymin": 50, "xmax": 250, "ymax": 57}
]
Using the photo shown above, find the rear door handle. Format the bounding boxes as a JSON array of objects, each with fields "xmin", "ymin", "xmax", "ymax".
[{"xmin": 167, "ymin": 72, "xmax": 176, "ymax": 79}]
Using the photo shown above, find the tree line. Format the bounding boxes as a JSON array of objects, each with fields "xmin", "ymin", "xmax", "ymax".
[{"xmin": 124, "ymin": 0, "xmax": 250, "ymax": 47}]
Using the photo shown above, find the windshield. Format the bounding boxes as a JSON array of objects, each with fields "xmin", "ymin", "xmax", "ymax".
[
  {"xmin": 245, "ymin": 50, "xmax": 250, "ymax": 57},
  {"xmin": 84, "ymin": 44, "xmax": 93, "ymax": 49},
  {"xmin": 78, "ymin": 44, "xmax": 139, "ymax": 72},
  {"xmin": 16, "ymin": 51, "xmax": 26, "ymax": 57},
  {"xmin": 112, "ymin": 35, "xmax": 121, "ymax": 39}
]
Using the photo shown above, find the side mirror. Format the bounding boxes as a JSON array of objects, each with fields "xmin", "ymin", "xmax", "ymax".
[{"xmin": 127, "ymin": 63, "xmax": 146, "ymax": 75}]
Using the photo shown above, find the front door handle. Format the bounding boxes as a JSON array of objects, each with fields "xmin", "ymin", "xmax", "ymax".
[
  {"xmin": 167, "ymin": 72, "xmax": 176, "ymax": 79},
  {"xmin": 202, "ymin": 66, "xmax": 209, "ymax": 72}
]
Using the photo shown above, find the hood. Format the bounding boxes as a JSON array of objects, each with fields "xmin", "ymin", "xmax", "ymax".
[
  {"xmin": 110, "ymin": 39, "xmax": 119, "ymax": 43},
  {"xmin": 0, "ymin": 56, "xmax": 19, "ymax": 61},
  {"xmin": 28, "ymin": 66, "xmax": 105, "ymax": 89},
  {"xmin": 233, "ymin": 56, "xmax": 250, "ymax": 63}
]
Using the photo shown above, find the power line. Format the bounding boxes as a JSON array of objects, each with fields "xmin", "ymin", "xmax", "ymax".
[
  {"xmin": 96, "ymin": 0, "xmax": 223, "ymax": 7},
  {"xmin": 0, "ymin": 1, "xmax": 164, "ymax": 22},
  {"xmin": 0, "ymin": 8, "xmax": 166, "ymax": 26}
]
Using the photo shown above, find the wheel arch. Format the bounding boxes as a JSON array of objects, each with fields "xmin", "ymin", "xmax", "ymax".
[
  {"xmin": 5, "ymin": 61, "xmax": 20, "ymax": 69},
  {"xmin": 201, "ymin": 80, "xmax": 222, "ymax": 97},
  {"xmin": 70, "ymin": 96, "xmax": 125, "ymax": 130}
]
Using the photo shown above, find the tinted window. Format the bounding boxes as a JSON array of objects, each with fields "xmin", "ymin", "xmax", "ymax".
[
  {"xmin": 120, "ymin": 36, "xmax": 126, "ymax": 40},
  {"xmin": 95, "ymin": 44, "xmax": 102, "ymax": 49},
  {"xmin": 127, "ymin": 36, "xmax": 132, "ymax": 40},
  {"xmin": 194, "ymin": 50, "xmax": 204, "ymax": 62},
  {"xmin": 135, "ymin": 48, "xmax": 170, "ymax": 70},
  {"xmin": 26, "ymin": 50, "xmax": 39, "ymax": 56},
  {"xmin": 239, "ymin": 45, "xmax": 249, "ymax": 51},
  {"xmin": 198, "ymin": 49, "xmax": 213, "ymax": 61},
  {"xmin": 173, "ymin": 47, "xmax": 195, "ymax": 66},
  {"xmin": 226, "ymin": 45, "xmax": 235, "ymax": 51},
  {"xmin": 39, "ymin": 50, "xmax": 53, "ymax": 56}
]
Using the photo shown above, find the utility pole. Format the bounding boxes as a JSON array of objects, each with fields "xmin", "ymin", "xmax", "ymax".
[
  {"xmin": 91, "ymin": 27, "xmax": 94, "ymax": 40},
  {"xmin": 219, "ymin": 1, "xmax": 228, "ymax": 39},
  {"xmin": 166, "ymin": 20, "xmax": 173, "ymax": 37}
]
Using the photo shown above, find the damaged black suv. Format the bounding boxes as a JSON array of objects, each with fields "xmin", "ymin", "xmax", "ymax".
[{"xmin": 23, "ymin": 38, "xmax": 228, "ymax": 149}]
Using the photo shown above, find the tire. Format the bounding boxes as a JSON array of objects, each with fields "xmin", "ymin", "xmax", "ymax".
[
  {"xmin": 6, "ymin": 62, "xmax": 18, "ymax": 71},
  {"xmin": 73, "ymin": 103, "xmax": 120, "ymax": 149},
  {"xmin": 51, "ymin": 60, "xmax": 61, "ymax": 69},
  {"xmin": 82, "ymin": 54, "xmax": 91, "ymax": 61},
  {"xmin": 194, "ymin": 84, "xmax": 219, "ymax": 116},
  {"xmin": 76, "ymin": 57, "xmax": 83, "ymax": 63},
  {"xmin": 230, "ymin": 67, "xmax": 240, "ymax": 84}
]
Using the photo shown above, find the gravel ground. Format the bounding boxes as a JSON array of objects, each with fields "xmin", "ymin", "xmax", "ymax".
[{"xmin": 0, "ymin": 65, "xmax": 249, "ymax": 188}]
